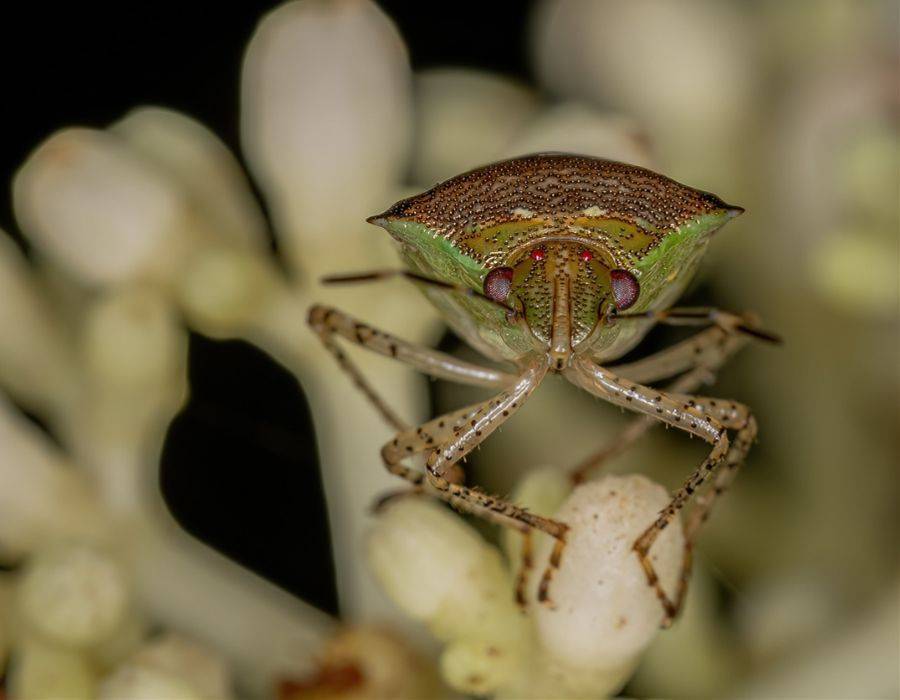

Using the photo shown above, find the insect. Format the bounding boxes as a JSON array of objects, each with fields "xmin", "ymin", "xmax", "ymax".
[{"xmin": 308, "ymin": 153, "xmax": 779, "ymax": 625}]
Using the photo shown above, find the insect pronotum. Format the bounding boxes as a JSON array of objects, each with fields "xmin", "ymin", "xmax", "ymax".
[{"xmin": 308, "ymin": 153, "xmax": 779, "ymax": 626}]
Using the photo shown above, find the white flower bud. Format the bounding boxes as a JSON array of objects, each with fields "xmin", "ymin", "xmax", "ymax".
[
  {"xmin": 0, "ymin": 396, "xmax": 106, "ymax": 558},
  {"xmin": 497, "ymin": 649, "xmax": 639, "ymax": 700},
  {"xmin": 441, "ymin": 637, "xmax": 520, "ymax": 696},
  {"xmin": 368, "ymin": 498, "xmax": 523, "ymax": 645},
  {"xmin": 533, "ymin": 475, "xmax": 684, "ymax": 676},
  {"xmin": 177, "ymin": 247, "xmax": 279, "ymax": 338},
  {"xmin": 17, "ymin": 544, "xmax": 130, "ymax": 648},
  {"xmin": 13, "ymin": 127, "xmax": 193, "ymax": 286},
  {"xmin": 99, "ymin": 665, "xmax": 201, "ymax": 700},
  {"xmin": 505, "ymin": 103, "xmax": 654, "ymax": 168},
  {"xmin": 412, "ymin": 68, "xmax": 539, "ymax": 183},
  {"xmin": 368, "ymin": 498, "xmax": 529, "ymax": 695},
  {"xmin": 8, "ymin": 638, "xmax": 97, "ymax": 700},
  {"xmin": 241, "ymin": 0, "xmax": 412, "ymax": 273},
  {"xmin": 532, "ymin": 0, "xmax": 757, "ymax": 181},
  {"xmin": 82, "ymin": 286, "xmax": 184, "ymax": 390},
  {"xmin": 109, "ymin": 633, "xmax": 234, "ymax": 700},
  {"xmin": 0, "ymin": 233, "xmax": 76, "ymax": 412},
  {"xmin": 112, "ymin": 107, "xmax": 268, "ymax": 251}
]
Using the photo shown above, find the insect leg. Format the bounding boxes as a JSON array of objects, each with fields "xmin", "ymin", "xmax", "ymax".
[
  {"xmin": 608, "ymin": 315, "xmax": 750, "ymax": 384},
  {"xmin": 381, "ymin": 359, "xmax": 570, "ymax": 606},
  {"xmin": 308, "ymin": 304, "xmax": 515, "ymax": 431},
  {"xmin": 564, "ymin": 356, "xmax": 737, "ymax": 624},
  {"xmin": 658, "ymin": 395, "xmax": 756, "ymax": 618},
  {"xmin": 611, "ymin": 307, "xmax": 782, "ymax": 345},
  {"xmin": 571, "ymin": 322, "xmax": 749, "ymax": 483}
]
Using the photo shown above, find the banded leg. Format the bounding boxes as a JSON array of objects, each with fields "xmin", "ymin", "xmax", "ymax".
[
  {"xmin": 564, "ymin": 356, "xmax": 734, "ymax": 621},
  {"xmin": 571, "ymin": 322, "xmax": 749, "ymax": 483},
  {"xmin": 381, "ymin": 360, "xmax": 570, "ymax": 604},
  {"xmin": 308, "ymin": 304, "xmax": 515, "ymax": 431},
  {"xmin": 641, "ymin": 395, "xmax": 756, "ymax": 623}
]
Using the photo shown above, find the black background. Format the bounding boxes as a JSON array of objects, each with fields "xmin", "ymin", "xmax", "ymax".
[{"xmin": 0, "ymin": 1, "xmax": 535, "ymax": 615}]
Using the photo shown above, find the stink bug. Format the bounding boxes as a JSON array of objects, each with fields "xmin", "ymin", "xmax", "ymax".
[{"xmin": 308, "ymin": 154, "xmax": 779, "ymax": 625}]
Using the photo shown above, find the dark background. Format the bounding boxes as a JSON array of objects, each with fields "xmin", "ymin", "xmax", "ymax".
[{"xmin": 0, "ymin": 1, "xmax": 535, "ymax": 616}]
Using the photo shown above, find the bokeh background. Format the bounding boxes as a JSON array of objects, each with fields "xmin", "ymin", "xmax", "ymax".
[{"xmin": 0, "ymin": 1, "xmax": 897, "ymax": 698}]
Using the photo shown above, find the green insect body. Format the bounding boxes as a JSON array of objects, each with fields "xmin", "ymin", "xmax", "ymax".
[{"xmin": 370, "ymin": 153, "xmax": 742, "ymax": 367}]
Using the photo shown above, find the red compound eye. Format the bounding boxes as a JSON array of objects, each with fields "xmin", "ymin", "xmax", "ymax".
[
  {"xmin": 579, "ymin": 249, "xmax": 593, "ymax": 262},
  {"xmin": 483, "ymin": 266, "xmax": 514, "ymax": 302},
  {"xmin": 610, "ymin": 269, "xmax": 640, "ymax": 310},
  {"xmin": 530, "ymin": 248, "xmax": 546, "ymax": 262}
]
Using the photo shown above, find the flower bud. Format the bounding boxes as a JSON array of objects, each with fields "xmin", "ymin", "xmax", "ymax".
[
  {"xmin": 177, "ymin": 247, "xmax": 279, "ymax": 338},
  {"xmin": 8, "ymin": 638, "xmax": 96, "ymax": 700},
  {"xmin": 505, "ymin": 103, "xmax": 653, "ymax": 168},
  {"xmin": 82, "ymin": 286, "xmax": 184, "ymax": 390},
  {"xmin": 0, "ymin": 233, "xmax": 75, "ymax": 412},
  {"xmin": 13, "ymin": 128, "xmax": 192, "ymax": 286},
  {"xmin": 532, "ymin": 475, "xmax": 684, "ymax": 678},
  {"xmin": 441, "ymin": 637, "xmax": 520, "ymax": 696},
  {"xmin": 368, "ymin": 497, "xmax": 524, "ymax": 645},
  {"xmin": 0, "ymin": 396, "xmax": 106, "ymax": 558},
  {"xmin": 242, "ymin": 0, "xmax": 412, "ymax": 273},
  {"xmin": 113, "ymin": 107, "xmax": 267, "ymax": 251},
  {"xmin": 99, "ymin": 665, "xmax": 202, "ymax": 700},
  {"xmin": 17, "ymin": 544, "xmax": 130, "ymax": 648},
  {"xmin": 104, "ymin": 633, "xmax": 233, "ymax": 700},
  {"xmin": 412, "ymin": 68, "xmax": 539, "ymax": 183}
]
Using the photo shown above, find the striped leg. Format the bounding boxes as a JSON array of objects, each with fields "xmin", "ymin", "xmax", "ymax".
[
  {"xmin": 571, "ymin": 322, "xmax": 748, "ymax": 484},
  {"xmin": 381, "ymin": 360, "xmax": 569, "ymax": 606},
  {"xmin": 307, "ymin": 304, "xmax": 514, "ymax": 431},
  {"xmin": 564, "ymin": 357, "xmax": 737, "ymax": 623}
]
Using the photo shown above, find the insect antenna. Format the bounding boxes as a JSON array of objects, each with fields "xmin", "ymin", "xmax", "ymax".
[
  {"xmin": 610, "ymin": 308, "xmax": 783, "ymax": 345},
  {"xmin": 322, "ymin": 269, "xmax": 521, "ymax": 317}
]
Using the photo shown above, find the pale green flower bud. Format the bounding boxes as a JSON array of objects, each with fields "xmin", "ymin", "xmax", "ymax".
[
  {"xmin": 177, "ymin": 247, "xmax": 280, "ymax": 338},
  {"xmin": 0, "ymin": 233, "xmax": 75, "ymax": 414},
  {"xmin": 17, "ymin": 544, "xmax": 130, "ymax": 649},
  {"xmin": 0, "ymin": 396, "xmax": 106, "ymax": 558},
  {"xmin": 8, "ymin": 638, "xmax": 96, "ymax": 700},
  {"xmin": 82, "ymin": 286, "xmax": 184, "ymax": 391},
  {"xmin": 440, "ymin": 637, "xmax": 520, "ymax": 696},
  {"xmin": 99, "ymin": 665, "xmax": 202, "ymax": 700},
  {"xmin": 368, "ymin": 498, "xmax": 524, "ymax": 645}
]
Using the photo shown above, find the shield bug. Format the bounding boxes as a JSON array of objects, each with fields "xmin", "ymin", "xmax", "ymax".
[{"xmin": 308, "ymin": 153, "xmax": 779, "ymax": 624}]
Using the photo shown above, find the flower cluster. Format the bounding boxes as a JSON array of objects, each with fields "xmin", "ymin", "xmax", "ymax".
[{"xmin": 0, "ymin": 0, "xmax": 897, "ymax": 698}]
